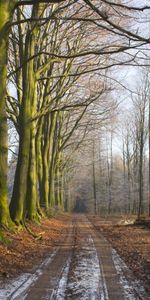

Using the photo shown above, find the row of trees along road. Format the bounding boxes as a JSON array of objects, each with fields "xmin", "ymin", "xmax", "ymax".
[
  {"xmin": 69, "ymin": 77, "xmax": 150, "ymax": 218},
  {"xmin": 0, "ymin": 0, "xmax": 150, "ymax": 227}
]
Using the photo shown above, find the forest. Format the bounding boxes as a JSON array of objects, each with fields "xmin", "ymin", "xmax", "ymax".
[
  {"xmin": 0, "ymin": 0, "xmax": 150, "ymax": 227},
  {"xmin": 0, "ymin": 1, "xmax": 150, "ymax": 299}
]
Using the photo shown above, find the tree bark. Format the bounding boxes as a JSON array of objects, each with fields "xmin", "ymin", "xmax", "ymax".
[
  {"xmin": 48, "ymin": 113, "xmax": 57, "ymax": 207},
  {"xmin": 148, "ymin": 99, "xmax": 150, "ymax": 217},
  {"xmin": 41, "ymin": 116, "xmax": 50, "ymax": 210},
  {"xmin": 138, "ymin": 124, "xmax": 144, "ymax": 219},
  {"xmin": 92, "ymin": 139, "xmax": 97, "ymax": 215},
  {"xmin": 26, "ymin": 120, "xmax": 40, "ymax": 221},
  {"xmin": 10, "ymin": 30, "xmax": 35, "ymax": 224},
  {"xmin": 36, "ymin": 120, "xmax": 44, "ymax": 206},
  {"xmin": 0, "ymin": 1, "xmax": 15, "ymax": 226}
]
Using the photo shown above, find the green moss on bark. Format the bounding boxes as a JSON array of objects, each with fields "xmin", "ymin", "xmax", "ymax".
[{"xmin": 0, "ymin": 1, "xmax": 16, "ymax": 227}]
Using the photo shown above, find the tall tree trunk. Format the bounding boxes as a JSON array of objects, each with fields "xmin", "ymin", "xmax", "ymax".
[
  {"xmin": 148, "ymin": 99, "xmax": 150, "ymax": 217},
  {"xmin": 55, "ymin": 166, "xmax": 60, "ymax": 208},
  {"xmin": 126, "ymin": 135, "xmax": 131, "ymax": 214},
  {"xmin": 0, "ymin": 1, "xmax": 15, "ymax": 226},
  {"xmin": 10, "ymin": 4, "xmax": 42, "ymax": 224},
  {"xmin": 138, "ymin": 128, "xmax": 144, "ymax": 219},
  {"xmin": 36, "ymin": 121, "xmax": 44, "ymax": 206},
  {"xmin": 122, "ymin": 141, "xmax": 127, "ymax": 214},
  {"xmin": 132, "ymin": 138, "xmax": 138, "ymax": 215},
  {"xmin": 10, "ymin": 96, "xmax": 32, "ymax": 224},
  {"xmin": 48, "ymin": 112, "xmax": 57, "ymax": 207},
  {"xmin": 49, "ymin": 145, "xmax": 57, "ymax": 208},
  {"xmin": 92, "ymin": 139, "xmax": 97, "ymax": 215},
  {"xmin": 10, "ymin": 31, "xmax": 35, "ymax": 224},
  {"xmin": 59, "ymin": 174, "xmax": 64, "ymax": 209},
  {"xmin": 41, "ymin": 116, "xmax": 50, "ymax": 210},
  {"xmin": 26, "ymin": 83, "xmax": 42, "ymax": 221},
  {"xmin": 49, "ymin": 169, "xmax": 55, "ymax": 207},
  {"xmin": 26, "ymin": 121, "xmax": 41, "ymax": 221},
  {"xmin": 55, "ymin": 152, "xmax": 64, "ymax": 210},
  {"xmin": 107, "ymin": 132, "xmax": 113, "ymax": 214},
  {"xmin": 64, "ymin": 174, "xmax": 68, "ymax": 212}
]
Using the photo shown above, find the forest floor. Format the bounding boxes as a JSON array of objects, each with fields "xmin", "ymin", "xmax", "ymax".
[
  {"xmin": 0, "ymin": 214, "xmax": 150, "ymax": 299},
  {"xmin": 0, "ymin": 214, "xmax": 72, "ymax": 279}
]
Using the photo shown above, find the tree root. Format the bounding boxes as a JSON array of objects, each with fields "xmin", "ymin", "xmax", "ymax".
[
  {"xmin": 23, "ymin": 221, "xmax": 43, "ymax": 240},
  {"xmin": 0, "ymin": 221, "xmax": 17, "ymax": 232}
]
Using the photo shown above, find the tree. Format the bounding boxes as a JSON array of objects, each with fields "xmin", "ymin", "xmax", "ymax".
[
  {"xmin": 0, "ymin": 0, "xmax": 69, "ymax": 226},
  {"xmin": 132, "ymin": 78, "xmax": 148, "ymax": 218},
  {"xmin": 1, "ymin": 0, "xmax": 150, "ymax": 226}
]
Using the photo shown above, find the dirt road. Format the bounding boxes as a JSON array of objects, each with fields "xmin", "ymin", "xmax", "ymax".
[{"xmin": 0, "ymin": 214, "xmax": 149, "ymax": 300}]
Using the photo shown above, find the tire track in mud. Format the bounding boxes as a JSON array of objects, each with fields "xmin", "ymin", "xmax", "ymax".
[
  {"xmin": 23, "ymin": 220, "xmax": 75, "ymax": 300},
  {"xmin": 64, "ymin": 217, "xmax": 107, "ymax": 300},
  {"xmin": 64, "ymin": 215, "xmax": 124, "ymax": 300},
  {"xmin": 0, "ymin": 219, "xmax": 74, "ymax": 300},
  {"xmin": 87, "ymin": 215, "xmax": 149, "ymax": 300},
  {"xmin": 87, "ymin": 217, "xmax": 125, "ymax": 300},
  {"xmin": 61, "ymin": 215, "xmax": 148, "ymax": 300}
]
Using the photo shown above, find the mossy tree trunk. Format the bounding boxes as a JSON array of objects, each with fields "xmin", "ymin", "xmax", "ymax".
[
  {"xmin": 41, "ymin": 116, "xmax": 50, "ymax": 210},
  {"xmin": 55, "ymin": 151, "xmax": 64, "ymax": 210},
  {"xmin": 26, "ymin": 135, "xmax": 42, "ymax": 221},
  {"xmin": 10, "ymin": 21, "xmax": 36, "ymax": 225},
  {"xmin": 0, "ymin": 1, "xmax": 16, "ymax": 226},
  {"xmin": 40, "ymin": 111, "xmax": 58, "ymax": 211},
  {"xmin": 9, "ymin": 4, "xmax": 45, "ymax": 225},
  {"xmin": 54, "ymin": 112, "xmax": 64, "ymax": 210},
  {"xmin": 49, "ymin": 170, "xmax": 55, "ymax": 207},
  {"xmin": 26, "ymin": 90, "xmax": 41, "ymax": 222},
  {"xmin": 48, "ymin": 113, "xmax": 58, "ymax": 207},
  {"xmin": 36, "ymin": 120, "xmax": 44, "ymax": 207},
  {"xmin": 55, "ymin": 164, "xmax": 61, "ymax": 209},
  {"xmin": 59, "ymin": 174, "xmax": 64, "ymax": 210}
]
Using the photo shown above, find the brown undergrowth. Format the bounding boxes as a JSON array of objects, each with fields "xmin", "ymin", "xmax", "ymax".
[
  {"xmin": 0, "ymin": 214, "xmax": 72, "ymax": 279},
  {"xmin": 89, "ymin": 215, "xmax": 150, "ymax": 294}
]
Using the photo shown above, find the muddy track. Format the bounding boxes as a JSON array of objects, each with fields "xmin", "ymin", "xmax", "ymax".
[
  {"xmin": 1, "ymin": 214, "xmax": 149, "ymax": 300},
  {"xmin": 86, "ymin": 216, "xmax": 149, "ymax": 300},
  {"xmin": 87, "ymin": 216, "xmax": 150, "ymax": 300}
]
